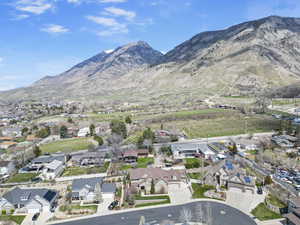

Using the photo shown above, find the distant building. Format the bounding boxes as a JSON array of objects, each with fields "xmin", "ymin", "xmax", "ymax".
[
  {"xmin": 77, "ymin": 127, "xmax": 90, "ymax": 137},
  {"xmin": 41, "ymin": 160, "xmax": 64, "ymax": 180}
]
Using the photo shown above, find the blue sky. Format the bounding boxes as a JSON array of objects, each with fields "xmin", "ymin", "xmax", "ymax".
[{"xmin": 0, "ymin": 0, "xmax": 300, "ymax": 91}]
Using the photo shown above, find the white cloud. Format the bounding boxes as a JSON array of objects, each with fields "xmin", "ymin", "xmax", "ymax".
[
  {"xmin": 86, "ymin": 16, "xmax": 128, "ymax": 36},
  {"xmin": 0, "ymin": 58, "xmax": 3, "ymax": 64},
  {"xmin": 105, "ymin": 49, "xmax": 114, "ymax": 53},
  {"xmin": 67, "ymin": 0, "xmax": 80, "ymax": 3},
  {"xmin": 99, "ymin": 0, "xmax": 127, "ymax": 3},
  {"xmin": 13, "ymin": 14, "xmax": 30, "ymax": 20},
  {"xmin": 41, "ymin": 24, "xmax": 69, "ymax": 34},
  {"xmin": 15, "ymin": 0, "xmax": 53, "ymax": 15},
  {"xmin": 103, "ymin": 7, "xmax": 136, "ymax": 21}
]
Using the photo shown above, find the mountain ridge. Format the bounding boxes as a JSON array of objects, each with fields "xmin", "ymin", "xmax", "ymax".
[{"xmin": 1, "ymin": 15, "xmax": 300, "ymax": 103}]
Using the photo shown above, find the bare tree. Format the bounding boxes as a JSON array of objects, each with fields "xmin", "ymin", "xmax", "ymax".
[{"xmin": 179, "ymin": 207, "xmax": 192, "ymax": 224}]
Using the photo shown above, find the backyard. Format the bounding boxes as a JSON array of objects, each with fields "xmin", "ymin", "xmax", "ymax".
[
  {"xmin": 6, "ymin": 173, "xmax": 39, "ymax": 183},
  {"xmin": 40, "ymin": 137, "xmax": 94, "ymax": 153},
  {"xmin": 62, "ymin": 162, "xmax": 109, "ymax": 176},
  {"xmin": 120, "ymin": 157, "xmax": 154, "ymax": 170}
]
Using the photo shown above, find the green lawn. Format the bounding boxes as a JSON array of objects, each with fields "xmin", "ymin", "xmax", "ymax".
[
  {"xmin": 0, "ymin": 215, "xmax": 26, "ymax": 225},
  {"xmin": 187, "ymin": 173, "xmax": 203, "ymax": 180},
  {"xmin": 120, "ymin": 164, "xmax": 132, "ymax": 170},
  {"xmin": 60, "ymin": 204, "xmax": 98, "ymax": 212},
  {"xmin": 40, "ymin": 137, "xmax": 94, "ymax": 153},
  {"xmin": 192, "ymin": 184, "xmax": 215, "ymax": 198},
  {"xmin": 266, "ymin": 195, "xmax": 286, "ymax": 208},
  {"xmin": 251, "ymin": 203, "xmax": 282, "ymax": 221},
  {"xmin": 137, "ymin": 157, "xmax": 154, "ymax": 168},
  {"xmin": 6, "ymin": 173, "xmax": 38, "ymax": 183},
  {"xmin": 184, "ymin": 158, "xmax": 208, "ymax": 169},
  {"xmin": 62, "ymin": 162, "xmax": 109, "ymax": 176},
  {"xmin": 134, "ymin": 195, "xmax": 170, "ymax": 208}
]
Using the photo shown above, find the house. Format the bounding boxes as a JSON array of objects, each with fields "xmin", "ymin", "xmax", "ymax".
[
  {"xmin": 1, "ymin": 187, "xmax": 58, "ymax": 214},
  {"xmin": 69, "ymin": 151, "xmax": 105, "ymax": 167},
  {"xmin": 129, "ymin": 168, "xmax": 187, "ymax": 194},
  {"xmin": 0, "ymin": 161, "xmax": 15, "ymax": 177},
  {"xmin": 0, "ymin": 141, "xmax": 17, "ymax": 149},
  {"xmin": 0, "ymin": 137, "xmax": 13, "ymax": 142},
  {"xmin": 41, "ymin": 160, "xmax": 64, "ymax": 180},
  {"xmin": 20, "ymin": 153, "xmax": 66, "ymax": 173},
  {"xmin": 198, "ymin": 143, "xmax": 216, "ymax": 160},
  {"xmin": 171, "ymin": 143, "xmax": 200, "ymax": 159},
  {"xmin": 204, "ymin": 160, "xmax": 256, "ymax": 193},
  {"xmin": 77, "ymin": 127, "xmax": 90, "ymax": 137},
  {"xmin": 235, "ymin": 139, "xmax": 259, "ymax": 152},
  {"xmin": 136, "ymin": 149, "xmax": 149, "ymax": 158},
  {"xmin": 71, "ymin": 177, "xmax": 116, "ymax": 203},
  {"xmin": 26, "ymin": 135, "xmax": 40, "ymax": 143},
  {"xmin": 285, "ymin": 197, "xmax": 300, "ymax": 225},
  {"xmin": 1, "ymin": 127, "xmax": 22, "ymax": 137},
  {"xmin": 123, "ymin": 150, "xmax": 138, "ymax": 163}
]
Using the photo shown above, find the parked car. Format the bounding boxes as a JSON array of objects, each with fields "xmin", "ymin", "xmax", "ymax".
[
  {"xmin": 32, "ymin": 213, "xmax": 40, "ymax": 221},
  {"xmin": 108, "ymin": 200, "xmax": 119, "ymax": 210},
  {"xmin": 257, "ymin": 187, "xmax": 263, "ymax": 195}
]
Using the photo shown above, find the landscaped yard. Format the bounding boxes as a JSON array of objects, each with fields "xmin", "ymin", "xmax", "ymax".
[
  {"xmin": 266, "ymin": 195, "xmax": 286, "ymax": 208},
  {"xmin": 6, "ymin": 173, "xmax": 39, "ymax": 183},
  {"xmin": 120, "ymin": 157, "xmax": 154, "ymax": 170},
  {"xmin": 134, "ymin": 195, "xmax": 170, "ymax": 208},
  {"xmin": 191, "ymin": 183, "xmax": 215, "ymax": 198},
  {"xmin": 59, "ymin": 204, "xmax": 98, "ymax": 214},
  {"xmin": 251, "ymin": 203, "xmax": 282, "ymax": 221},
  {"xmin": 184, "ymin": 158, "xmax": 208, "ymax": 169},
  {"xmin": 0, "ymin": 215, "xmax": 26, "ymax": 225},
  {"xmin": 62, "ymin": 162, "xmax": 109, "ymax": 176},
  {"xmin": 40, "ymin": 137, "xmax": 94, "ymax": 153},
  {"xmin": 187, "ymin": 173, "xmax": 203, "ymax": 180}
]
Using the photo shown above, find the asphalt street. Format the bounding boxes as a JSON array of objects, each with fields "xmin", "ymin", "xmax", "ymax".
[{"xmin": 55, "ymin": 201, "xmax": 257, "ymax": 225}]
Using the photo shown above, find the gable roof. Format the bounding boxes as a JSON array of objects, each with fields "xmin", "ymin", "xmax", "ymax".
[
  {"xmin": 3, "ymin": 187, "xmax": 57, "ymax": 206},
  {"xmin": 130, "ymin": 168, "xmax": 185, "ymax": 182},
  {"xmin": 72, "ymin": 177, "xmax": 103, "ymax": 192},
  {"xmin": 32, "ymin": 154, "xmax": 65, "ymax": 164}
]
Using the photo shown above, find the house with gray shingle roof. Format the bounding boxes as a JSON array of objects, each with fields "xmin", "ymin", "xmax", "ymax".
[
  {"xmin": 71, "ymin": 177, "xmax": 116, "ymax": 203},
  {"xmin": 1, "ymin": 187, "xmax": 58, "ymax": 214}
]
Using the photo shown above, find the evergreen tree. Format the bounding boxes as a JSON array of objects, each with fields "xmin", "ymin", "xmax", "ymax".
[
  {"xmin": 89, "ymin": 124, "xmax": 96, "ymax": 136},
  {"xmin": 33, "ymin": 145, "xmax": 42, "ymax": 157},
  {"xmin": 150, "ymin": 179, "xmax": 155, "ymax": 194},
  {"xmin": 60, "ymin": 125, "xmax": 68, "ymax": 138},
  {"xmin": 125, "ymin": 115, "xmax": 132, "ymax": 124}
]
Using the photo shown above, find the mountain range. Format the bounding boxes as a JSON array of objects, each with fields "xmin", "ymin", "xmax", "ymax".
[{"xmin": 1, "ymin": 15, "xmax": 300, "ymax": 104}]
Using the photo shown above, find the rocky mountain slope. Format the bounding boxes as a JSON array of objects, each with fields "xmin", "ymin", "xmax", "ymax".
[{"xmin": 1, "ymin": 16, "xmax": 300, "ymax": 103}]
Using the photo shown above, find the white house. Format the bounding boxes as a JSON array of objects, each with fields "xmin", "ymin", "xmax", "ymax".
[
  {"xmin": 77, "ymin": 127, "xmax": 90, "ymax": 137},
  {"xmin": 0, "ymin": 161, "xmax": 15, "ymax": 177},
  {"xmin": 41, "ymin": 160, "xmax": 64, "ymax": 180}
]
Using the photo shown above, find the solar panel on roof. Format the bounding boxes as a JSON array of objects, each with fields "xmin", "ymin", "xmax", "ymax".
[
  {"xmin": 244, "ymin": 176, "xmax": 251, "ymax": 183},
  {"xmin": 44, "ymin": 191, "xmax": 56, "ymax": 202}
]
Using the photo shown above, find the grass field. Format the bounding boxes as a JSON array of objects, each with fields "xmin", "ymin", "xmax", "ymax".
[
  {"xmin": 40, "ymin": 137, "xmax": 94, "ymax": 153},
  {"xmin": 120, "ymin": 157, "xmax": 154, "ymax": 170},
  {"xmin": 62, "ymin": 163, "xmax": 109, "ymax": 176},
  {"xmin": 192, "ymin": 184, "xmax": 215, "ymax": 198},
  {"xmin": 266, "ymin": 195, "xmax": 286, "ymax": 208},
  {"xmin": 135, "ymin": 195, "xmax": 170, "ymax": 208},
  {"xmin": 147, "ymin": 114, "xmax": 279, "ymax": 139},
  {"xmin": 0, "ymin": 215, "xmax": 26, "ymax": 225},
  {"xmin": 6, "ymin": 173, "xmax": 38, "ymax": 183},
  {"xmin": 251, "ymin": 203, "xmax": 282, "ymax": 221}
]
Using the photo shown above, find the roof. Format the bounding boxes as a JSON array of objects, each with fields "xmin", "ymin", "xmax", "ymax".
[
  {"xmin": 198, "ymin": 143, "xmax": 215, "ymax": 155},
  {"xmin": 130, "ymin": 168, "xmax": 185, "ymax": 182},
  {"xmin": 0, "ymin": 142, "xmax": 17, "ymax": 146},
  {"xmin": 285, "ymin": 212, "xmax": 300, "ymax": 225},
  {"xmin": 102, "ymin": 183, "xmax": 116, "ymax": 193},
  {"xmin": 45, "ymin": 160, "xmax": 63, "ymax": 170},
  {"xmin": 136, "ymin": 149, "xmax": 149, "ymax": 155},
  {"xmin": 0, "ymin": 137, "xmax": 13, "ymax": 141},
  {"xmin": 71, "ymin": 151, "xmax": 105, "ymax": 162},
  {"xmin": 290, "ymin": 196, "xmax": 300, "ymax": 208},
  {"xmin": 171, "ymin": 143, "xmax": 199, "ymax": 152},
  {"xmin": 72, "ymin": 177, "xmax": 103, "ymax": 192},
  {"xmin": 123, "ymin": 150, "xmax": 138, "ymax": 158},
  {"xmin": 32, "ymin": 154, "xmax": 65, "ymax": 164},
  {"xmin": 3, "ymin": 187, "xmax": 57, "ymax": 206},
  {"xmin": 0, "ymin": 161, "xmax": 13, "ymax": 167}
]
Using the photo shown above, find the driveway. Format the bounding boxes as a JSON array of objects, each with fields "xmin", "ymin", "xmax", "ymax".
[
  {"xmin": 97, "ymin": 197, "xmax": 115, "ymax": 215},
  {"xmin": 168, "ymin": 182, "xmax": 192, "ymax": 204},
  {"xmin": 21, "ymin": 211, "xmax": 53, "ymax": 225},
  {"xmin": 226, "ymin": 187, "xmax": 266, "ymax": 214}
]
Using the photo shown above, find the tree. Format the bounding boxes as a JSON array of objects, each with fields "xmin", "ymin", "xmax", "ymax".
[
  {"xmin": 67, "ymin": 117, "xmax": 73, "ymax": 123},
  {"xmin": 94, "ymin": 182, "xmax": 103, "ymax": 203},
  {"xmin": 229, "ymin": 143, "xmax": 238, "ymax": 155},
  {"xmin": 89, "ymin": 124, "xmax": 95, "ymax": 136},
  {"xmin": 21, "ymin": 127, "xmax": 29, "ymax": 136},
  {"xmin": 150, "ymin": 179, "xmax": 155, "ymax": 194},
  {"xmin": 94, "ymin": 135, "xmax": 104, "ymax": 146},
  {"xmin": 264, "ymin": 175, "xmax": 273, "ymax": 185},
  {"xmin": 125, "ymin": 115, "xmax": 132, "ymax": 124},
  {"xmin": 60, "ymin": 125, "xmax": 68, "ymax": 138},
  {"xmin": 33, "ymin": 145, "xmax": 41, "ymax": 157},
  {"xmin": 110, "ymin": 120, "xmax": 127, "ymax": 138},
  {"xmin": 179, "ymin": 207, "xmax": 192, "ymax": 224},
  {"xmin": 35, "ymin": 126, "xmax": 51, "ymax": 138}
]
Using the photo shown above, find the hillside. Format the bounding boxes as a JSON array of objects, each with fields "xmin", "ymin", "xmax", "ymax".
[{"xmin": 1, "ymin": 16, "xmax": 300, "ymax": 103}]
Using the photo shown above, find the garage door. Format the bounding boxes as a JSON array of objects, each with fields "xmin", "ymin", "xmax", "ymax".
[{"xmin": 27, "ymin": 208, "xmax": 40, "ymax": 214}]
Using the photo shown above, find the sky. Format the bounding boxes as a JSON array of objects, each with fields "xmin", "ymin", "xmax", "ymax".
[{"xmin": 0, "ymin": 0, "xmax": 300, "ymax": 91}]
